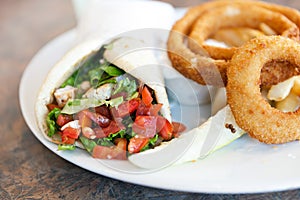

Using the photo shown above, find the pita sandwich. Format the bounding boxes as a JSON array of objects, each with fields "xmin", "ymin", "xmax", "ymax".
[{"xmin": 35, "ymin": 37, "xmax": 175, "ymax": 158}]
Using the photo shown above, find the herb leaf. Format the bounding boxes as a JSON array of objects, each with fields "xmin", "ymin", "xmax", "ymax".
[{"xmin": 113, "ymin": 77, "xmax": 137, "ymax": 99}]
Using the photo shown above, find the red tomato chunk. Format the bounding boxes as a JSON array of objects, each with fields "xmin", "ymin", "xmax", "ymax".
[
  {"xmin": 132, "ymin": 116, "xmax": 157, "ymax": 138},
  {"xmin": 94, "ymin": 121, "xmax": 122, "ymax": 138},
  {"xmin": 156, "ymin": 116, "xmax": 173, "ymax": 140},
  {"xmin": 128, "ymin": 136, "xmax": 149, "ymax": 154},
  {"xmin": 111, "ymin": 98, "xmax": 140, "ymax": 118},
  {"xmin": 56, "ymin": 114, "xmax": 73, "ymax": 127},
  {"xmin": 142, "ymin": 86, "xmax": 153, "ymax": 106}
]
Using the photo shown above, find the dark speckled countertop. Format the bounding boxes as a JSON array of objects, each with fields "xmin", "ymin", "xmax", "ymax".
[{"xmin": 2, "ymin": 0, "xmax": 300, "ymax": 199}]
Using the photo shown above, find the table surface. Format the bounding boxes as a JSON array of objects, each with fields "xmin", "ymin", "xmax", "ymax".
[{"xmin": 2, "ymin": 0, "xmax": 300, "ymax": 199}]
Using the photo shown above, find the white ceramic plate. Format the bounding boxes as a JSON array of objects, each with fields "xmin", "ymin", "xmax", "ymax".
[{"xmin": 19, "ymin": 28, "xmax": 300, "ymax": 194}]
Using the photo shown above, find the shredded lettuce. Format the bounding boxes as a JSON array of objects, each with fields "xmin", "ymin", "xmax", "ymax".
[
  {"xmin": 101, "ymin": 65, "xmax": 124, "ymax": 77},
  {"xmin": 96, "ymin": 138, "xmax": 114, "ymax": 147},
  {"xmin": 58, "ymin": 144, "xmax": 76, "ymax": 151},
  {"xmin": 61, "ymin": 99, "xmax": 104, "ymax": 114},
  {"xmin": 88, "ymin": 65, "xmax": 124, "ymax": 88},
  {"xmin": 61, "ymin": 70, "xmax": 78, "ymax": 88},
  {"xmin": 61, "ymin": 51, "xmax": 104, "ymax": 88},
  {"xmin": 61, "ymin": 97, "xmax": 124, "ymax": 115},
  {"xmin": 113, "ymin": 77, "xmax": 137, "ymax": 99},
  {"xmin": 140, "ymin": 134, "xmax": 159, "ymax": 152},
  {"xmin": 88, "ymin": 68, "xmax": 107, "ymax": 87},
  {"xmin": 80, "ymin": 137, "xmax": 97, "ymax": 153},
  {"xmin": 96, "ymin": 130, "xmax": 126, "ymax": 147},
  {"xmin": 105, "ymin": 96, "xmax": 123, "ymax": 108},
  {"xmin": 60, "ymin": 45, "xmax": 122, "ymax": 88},
  {"xmin": 97, "ymin": 78, "xmax": 117, "ymax": 87},
  {"xmin": 46, "ymin": 108, "xmax": 61, "ymax": 137},
  {"xmin": 129, "ymin": 91, "xmax": 139, "ymax": 100},
  {"xmin": 108, "ymin": 130, "xmax": 126, "ymax": 140}
]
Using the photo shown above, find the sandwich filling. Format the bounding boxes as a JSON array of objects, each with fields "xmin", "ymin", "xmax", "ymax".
[{"xmin": 45, "ymin": 45, "xmax": 184, "ymax": 160}]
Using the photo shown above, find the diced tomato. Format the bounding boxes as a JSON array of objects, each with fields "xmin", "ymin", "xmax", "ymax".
[
  {"xmin": 82, "ymin": 127, "xmax": 96, "ymax": 139},
  {"xmin": 47, "ymin": 103, "xmax": 60, "ymax": 111},
  {"xmin": 92, "ymin": 138, "xmax": 127, "ymax": 160},
  {"xmin": 172, "ymin": 122, "xmax": 186, "ymax": 137},
  {"xmin": 93, "ymin": 128, "xmax": 109, "ymax": 138},
  {"xmin": 160, "ymin": 122, "xmax": 173, "ymax": 140},
  {"xmin": 128, "ymin": 136, "xmax": 149, "ymax": 154},
  {"xmin": 115, "ymin": 138, "xmax": 127, "ymax": 150},
  {"xmin": 129, "ymin": 98, "xmax": 140, "ymax": 112},
  {"xmin": 156, "ymin": 116, "xmax": 173, "ymax": 140},
  {"xmin": 132, "ymin": 116, "xmax": 157, "ymax": 138},
  {"xmin": 82, "ymin": 110, "xmax": 110, "ymax": 127},
  {"xmin": 111, "ymin": 98, "xmax": 140, "ymax": 118},
  {"xmin": 136, "ymin": 102, "xmax": 162, "ymax": 116},
  {"xmin": 156, "ymin": 116, "xmax": 166, "ymax": 132},
  {"xmin": 132, "ymin": 123, "xmax": 146, "ymax": 136},
  {"xmin": 59, "ymin": 128, "xmax": 79, "ymax": 145},
  {"xmin": 149, "ymin": 104, "xmax": 163, "ymax": 116},
  {"xmin": 114, "ymin": 117, "xmax": 126, "ymax": 130},
  {"xmin": 142, "ymin": 86, "xmax": 153, "ymax": 106},
  {"xmin": 111, "ymin": 91, "xmax": 128, "ymax": 100},
  {"xmin": 56, "ymin": 114, "xmax": 73, "ymax": 127},
  {"xmin": 94, "ymin": 121, "xmax": 122, "ymax": 138},
  {"xmin": 95, "ymin": 105, "xmax": 112, "ymax": 119},
  {"xmin": 77, "ymin": 111, "xmax": 92, "ymax": 128},
  {"xmin": 114, "ymin": 138, "xmax": 127, "ymax": 160},
  {"xmin": 61, "ymin": 135, "xmax": 76, "ymax": 145},
  {"xmin": 136, "ymin": 102, "xmax": 149, "ymax": 116},
  {"xmin": 92, "ymin": 145, "xmax": 114, "ymax": 159},
  {"xmin": 62, "ymin": 127, "xmax": 80, "ymax": 139}
]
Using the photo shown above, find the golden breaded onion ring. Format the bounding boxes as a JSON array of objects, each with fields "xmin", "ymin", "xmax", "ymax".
[
  {"xmin": 167, "ymin": 0, "xmax": 300, "ymax": 87},
  {"xmin": 227, "ymin": 36, "xmax": 300, "ymax": 144},
  {"xmin": 212, "ymin": 27, "xmax": 264, "ymax": 47},
  {"xmin": 188, "ymin": 4, "xmax": 299, "ymax": 60}
]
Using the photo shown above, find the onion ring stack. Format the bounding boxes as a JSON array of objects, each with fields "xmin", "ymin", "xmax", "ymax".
[
  {"xmin": 167, "ymin": 0, "xmax": 300, "ymax": 87},
  {"xmin": 168, "ymin": 0, "xmax": 300, "ymax": 144}
]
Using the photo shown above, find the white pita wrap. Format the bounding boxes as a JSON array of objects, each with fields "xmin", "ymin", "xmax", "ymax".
[{"xmin": 35, "ymin": 37, "xmax": 171, "ymax": 144}]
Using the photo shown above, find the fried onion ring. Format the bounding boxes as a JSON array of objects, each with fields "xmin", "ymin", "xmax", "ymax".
[
  {"xmin": 212, "ymin": 27, "xmax": 264, "ymax": 47},
  {"xmin": 227, "ymin": 36, "xmax": 300, "ymax": 144},
  {"xmin": 188, "ymin": 4, "xmax": 299, "ymax": 60},
  {"xmin": 167, "ymin": 0, "xmax": 300, "ymax": 87}
]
